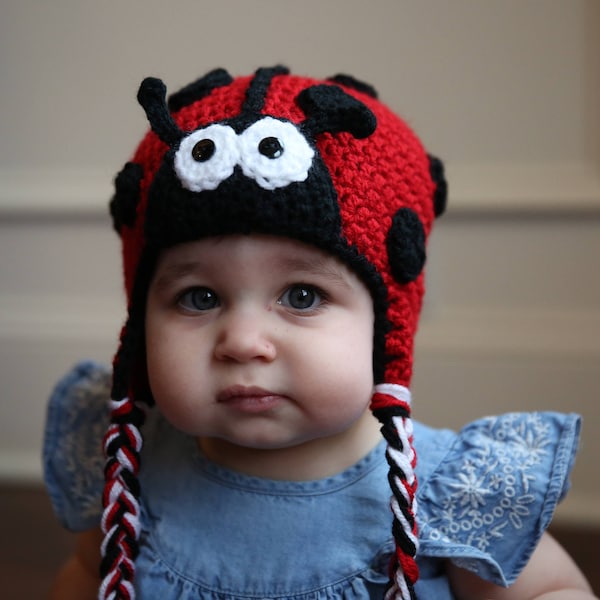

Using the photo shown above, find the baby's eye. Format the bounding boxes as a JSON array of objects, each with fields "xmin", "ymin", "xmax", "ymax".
[
  {"xmin": 178, "ymin": 287, "xmax": 219, "ymax": 312},
  {"xmin": 278, "ymin": 285, "xmax": 323, "ymax": 311}
]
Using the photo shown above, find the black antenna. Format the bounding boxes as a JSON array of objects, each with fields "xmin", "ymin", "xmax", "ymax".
[
  {"xmin": 137, "ymin": 77, "xmax": 184, "ymax": 146},
  {"xmin": 168, "ymin": 68, "xmax": 234, "ymax": 113},
  {"xmin": 242, "ymin": 65, "xmax": 289, "ymax": 113}
]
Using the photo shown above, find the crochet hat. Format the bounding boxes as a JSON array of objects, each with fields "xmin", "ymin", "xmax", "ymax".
[{"xmin": 103, "ymin": 66, "xmax": 446, "ymax": 600}]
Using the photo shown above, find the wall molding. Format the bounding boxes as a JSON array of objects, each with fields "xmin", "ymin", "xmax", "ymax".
[
  {"xmin": 1, "ymin": 292, "xmax": 599, "ymax": 358},
  {"xmin": 0, "ymin": 452, "xmax": 44, "ymax": 484},
  {"xmin": 0, "ymin": 294, "xmax": 122, "ymax": 342},
  {"xmin": 1, "ymin": 293, "xmax": 599, "ymax": 358},
  {"xmin": 445, "ymin": 161, "xmax": 600, "ymax": 214},
  {"xmin": 552, "ymin": 492, "xmax": 600, "ymax": 527},
  {"xmin": 0, "ymin": 167, "xmax": 114, "ymax": 217},
  {"xmin": 1, "ymin": 162, "xmax": 600, "ymax": 218},
  {"xmin": 416, "ymin": 306, "xmax": 600, "ymax": 360}
]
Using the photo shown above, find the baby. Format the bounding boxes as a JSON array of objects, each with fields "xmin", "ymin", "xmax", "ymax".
[{"xmin": 44, "ymin": 66, "xmax": 596, "ymax": 599}]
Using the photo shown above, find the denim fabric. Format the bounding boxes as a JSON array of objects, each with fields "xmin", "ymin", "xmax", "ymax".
[
  {"xmin": 44, "ymin": 361, "xmax": 581, "ymax": 599},
  {"xmin": 43, "ymin": 361, "xmax": 109, "ymax": 531}
]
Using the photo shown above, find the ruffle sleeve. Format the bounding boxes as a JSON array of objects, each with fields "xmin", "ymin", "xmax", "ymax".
[
  {"xmin": 43, "ymin": 360, "xmax": 111, "ymax": 531},
  {"xmin": 415, "ymin": 412, "xmax": 581, "ymax": 587}
]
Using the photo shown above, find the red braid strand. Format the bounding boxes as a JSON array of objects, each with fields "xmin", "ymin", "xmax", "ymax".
[
  {"xmin": 372, "ymin": 384, "xmax": 419, "ymax": 600},
  {"xmin": 100, "ymin": 397, "xmax": 145, "ymax": 600}
]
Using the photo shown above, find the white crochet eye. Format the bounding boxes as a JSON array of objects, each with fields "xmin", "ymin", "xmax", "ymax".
[
  {"xmin": 174, "ymin": 124, "xmax": 239, "ymax": 192},
  {"xmin": 238, "ymin": 117, "xmax": 314, "ymax": 190}
]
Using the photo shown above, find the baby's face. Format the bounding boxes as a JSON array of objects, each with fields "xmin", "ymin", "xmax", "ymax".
[{"xmin": 145, "ymin": 234, "xmax": 378, "ymax": 475}]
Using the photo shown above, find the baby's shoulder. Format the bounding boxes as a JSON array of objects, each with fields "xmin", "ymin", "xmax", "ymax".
[
  {"xmin": 43, "ymin": 361, "xmax": 112, "ymax": 531},
  {"xmin": 413, "ymin": 412, "xmax": 581, "ymax": 587}
]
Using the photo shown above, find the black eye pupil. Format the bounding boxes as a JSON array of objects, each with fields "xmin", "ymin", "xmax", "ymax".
[
  {"xmin": 258, "ymin": 137, "xmax": 283, "ymax": 159},
  {"xmin": 290, "ymin": 287, "xmax": 314, "ymax": 309},
  {"xmin": 192, "ymin": 139, "xmax": 216, "ymax": 162},
  {"xmin": 192, "ymin": 288, "xmax": 217, "ymax": 310}
]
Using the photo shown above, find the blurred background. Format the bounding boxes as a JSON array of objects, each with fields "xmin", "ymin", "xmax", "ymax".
[{"xmin": 0, "ymin": 0, "xmax": 599, "ymax": 593}]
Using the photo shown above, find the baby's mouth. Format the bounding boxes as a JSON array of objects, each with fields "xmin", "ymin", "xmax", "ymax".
[{"xmin": 217, "ymin": 385, "xmax": 285, "ymax": 413}]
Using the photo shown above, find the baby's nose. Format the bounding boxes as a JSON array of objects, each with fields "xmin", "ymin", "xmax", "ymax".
[{"xmin": 213, "ymin": 309, "xmax": 277, "ymax": 363}]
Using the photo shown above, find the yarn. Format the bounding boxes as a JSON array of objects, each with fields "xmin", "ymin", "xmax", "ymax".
[
  {"xmin": 100, "ymin": 398, "xmax": 144, "ymax": 599},
  {"xmin": 103, "ymin": 66, "xmax": 447, "ymax": 599}
]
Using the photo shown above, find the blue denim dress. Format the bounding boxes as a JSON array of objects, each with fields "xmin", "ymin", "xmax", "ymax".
[{"xmin": 44, "ymin": 361, "xmax": 581, "ymax": 599}]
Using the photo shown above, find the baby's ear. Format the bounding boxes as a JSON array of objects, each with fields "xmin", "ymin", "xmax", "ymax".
[
  {"xmin": 386, "ymin": 208, "xmax": 426, "ymax": 284},
  {"xmin": 109, "ymin": 162, "xmax": 143, "ymax": 232}
]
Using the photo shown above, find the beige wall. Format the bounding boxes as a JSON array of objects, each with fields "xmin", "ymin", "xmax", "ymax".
[{"xmin": 1, "ymin": 1, "xmax": 599, "ymax": 524}]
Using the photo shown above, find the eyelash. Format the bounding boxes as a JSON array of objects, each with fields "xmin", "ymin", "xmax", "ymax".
[{"xmin": 175, "ymin": 283, "xmax": 330, "ymax": 313}]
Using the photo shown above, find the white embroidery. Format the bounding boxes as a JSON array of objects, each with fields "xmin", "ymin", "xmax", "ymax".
[{"xmin": 419, "ymin": 413, "xmax": 553, "ymax": 552}]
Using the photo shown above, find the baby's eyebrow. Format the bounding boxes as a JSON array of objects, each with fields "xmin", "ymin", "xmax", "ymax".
[
  {"xmin": 151, "ymin": 261, "xmax": 204, "ymax": 291},
  {"xmin": 275, "ymin": 256, "xmax": 353, "ymax": 288},
  {"xmin": 150, "ymin": 253, "xmax": 354, "ymax": 290}
]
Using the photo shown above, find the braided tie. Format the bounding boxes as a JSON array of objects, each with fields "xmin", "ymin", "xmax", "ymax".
[
  {"xmin": 372, "ymin": 384, "xmax": 419, "ymax": 600},
  {"xmin": 99, "ymin": 398, "xmax": 144, "ymax": 600}
]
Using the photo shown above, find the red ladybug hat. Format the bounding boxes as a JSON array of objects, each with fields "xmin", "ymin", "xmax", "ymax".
[{"xmin": 102, "ymin": 66, "xmax": 446, "ymax": 600}]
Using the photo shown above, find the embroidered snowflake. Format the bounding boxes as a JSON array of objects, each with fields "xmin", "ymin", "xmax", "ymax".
[{"xmin": 448, "ymin": 471, "xmax": 490, "ymax": 510}]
